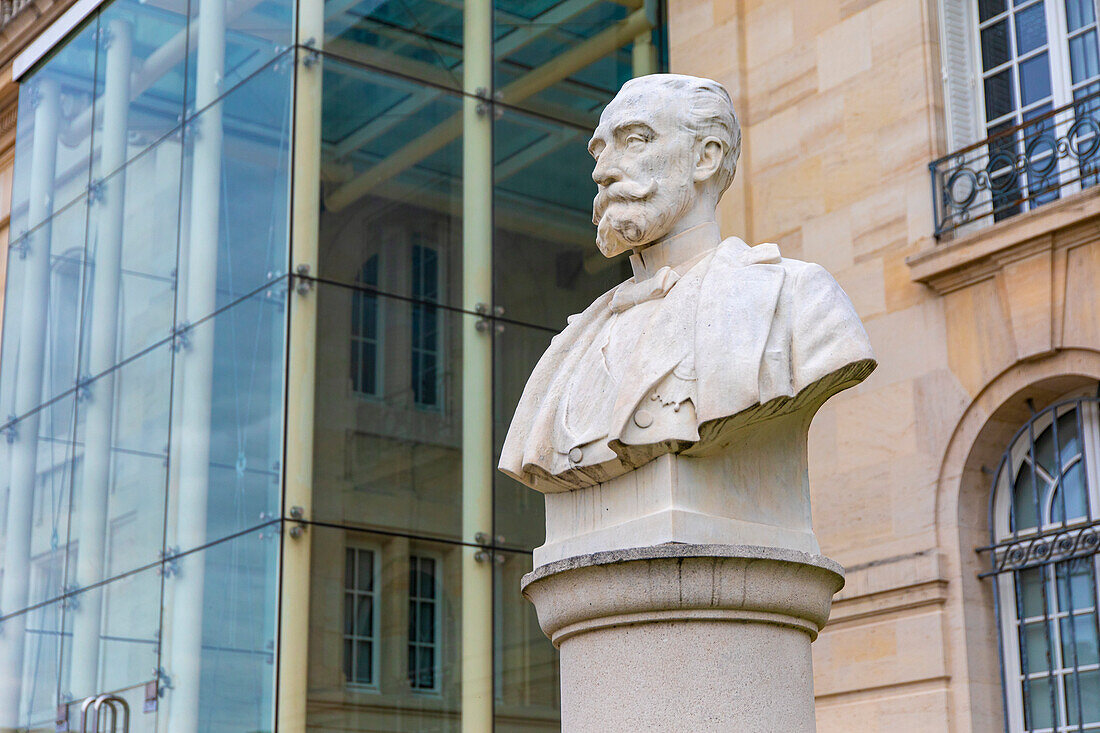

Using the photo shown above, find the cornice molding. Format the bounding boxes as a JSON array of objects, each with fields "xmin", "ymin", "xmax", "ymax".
[
  {"xmin": 907, "ymin": 185, "xmax": 1100, "ymax": 295},
  {"xmin": 0, "ymin": 0, "xmax": 74, "ymax": 72}
]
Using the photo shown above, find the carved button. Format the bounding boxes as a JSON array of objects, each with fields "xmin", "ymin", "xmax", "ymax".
[
  {"xmin": 568, "ymin": 447, "xmax": 584, "ymax": 463},
  {"xmin": 633, "ymin": 409, "xmax": 654, "ymax": 429}
]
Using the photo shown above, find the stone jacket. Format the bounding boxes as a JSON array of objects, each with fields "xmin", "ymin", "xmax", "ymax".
[{"xmin": 499, "ymin": 233, "xmax": 876, "ymax": 492}]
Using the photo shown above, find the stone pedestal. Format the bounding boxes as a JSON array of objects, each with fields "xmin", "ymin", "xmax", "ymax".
[{"xmin": 522, "ymin": 544, "xmax": 843, "ymax": 733}]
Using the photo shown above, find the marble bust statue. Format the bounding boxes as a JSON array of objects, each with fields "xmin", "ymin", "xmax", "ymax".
[{"xmin": 499, "ymin": 75, "xmax": 875, "ymax": 559}]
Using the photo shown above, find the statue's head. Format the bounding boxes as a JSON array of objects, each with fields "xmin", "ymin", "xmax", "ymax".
[{"xmin": 589, "ymin": 74, "xmax": 741, "ymax": 258}]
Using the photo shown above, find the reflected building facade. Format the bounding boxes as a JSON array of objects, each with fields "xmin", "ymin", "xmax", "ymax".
[{"xmin": 0, "ymin": 0, "xmax": 666, "ymax": 729}]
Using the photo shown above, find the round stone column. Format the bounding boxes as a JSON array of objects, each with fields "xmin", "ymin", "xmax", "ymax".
[{"xmin": 522, "ymin": 544, "xmax": 843, "ymax": 733}]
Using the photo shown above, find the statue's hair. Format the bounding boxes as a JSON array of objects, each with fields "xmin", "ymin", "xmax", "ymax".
[{"xmin": 618, "ymin": 74, "xmax": 741, "ymax": 196}]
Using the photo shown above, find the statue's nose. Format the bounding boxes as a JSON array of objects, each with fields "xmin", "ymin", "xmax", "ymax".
[{"xmin": 592, "ymin": 158, "xmax": 621, "ymax": 187}]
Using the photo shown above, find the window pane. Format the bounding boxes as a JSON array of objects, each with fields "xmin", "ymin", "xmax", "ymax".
[
  {"xmin": 1066, "ymin": 669, "xmax": 1100, "ymax": 726},
  {"xmin": 1070, "ymin": 29, "xmax": 1100, "ymax": 84},
  {"xmin": 0, "ymin": 599, "xmax": 64, "ymax": 730},
  {"xmin": 1022, "ymin": 620, "xmax": 1052, "ymax": 673},
  {"xmin": 1019, "ymin": 52, "xmax": 1052, "ymax": 106},
  {"xmin": 980, "ymin": 0, "xmax": 1008, "ymax": 22},
  {"xmin": 983, "ymin": 20, "xmax": 1012, "ymax": 71},
  {"xmin": 1019, "ymin": 567, "xmax": 1046, "ymax": 618},
  {"xmin": 1051, "ymin": 462, "xmax": 1088, "ymax": 522},
  {"xmin": 1061, "ymin": 613, "xmax": 1100, "ymax": 666},
  {"xmin": 1014, "ymin": 2, "xmax": 1048, "ymax": 55},
  {"xmin": 986, "ymin": 68, "xmax": 1017, "ymax": 120},
  {"xmin": 356, "ymin": 640, "xmax": 373, "ymax": 684},
  {"xmin": 1067, "ymin": 0, "xmax": 1097, "ymax": 31},
  {"xmin": 1026, "ymin": 676, "xmax": 1055, "ymax": 730},
  {"xmin": 356, "ymin": 595, "xmax": 373, "ymax": 636},
  {"xmin": 1056, "ymin": 558, "xmax": 1095, "ymax": 611},
  {"xmin": 358, "ymin": 549, "xmax": 374, "ymax": 590},
  {"xmin": 1012, "ymin": 464, "xmax": 1041, "ymax": 531},
  {"xmin": 420, "ymin": 558, "xmax": 436, "ymax": 598}
]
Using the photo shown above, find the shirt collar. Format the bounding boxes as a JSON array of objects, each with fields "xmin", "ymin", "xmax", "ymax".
[{"xmin": 629, "ymin": 221, "xmax": 722, "ymax": 281}]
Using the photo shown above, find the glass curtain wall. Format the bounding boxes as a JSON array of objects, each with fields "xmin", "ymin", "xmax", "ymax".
[
  {"xmin": 0, "ymin": 0, "xmax": 665, "ymax": 729},
  {"xmin": 301, "ymin": 0, "xmax": 665, "ymax": 731},
  {"xmin": 0, "ymin": 0, "xmax": 292, "ymax": 726}
]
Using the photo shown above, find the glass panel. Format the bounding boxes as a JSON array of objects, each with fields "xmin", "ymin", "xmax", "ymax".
[
  {"xmin": 494, "ymin": 0, "xmax": 634, "ymax": 121},
  {"xmin": 0, "ymin": 200, "xmax": 90, "ymax": 423},
  {"xmin": 494, "ymin": 320, "xmax": 555, "ymax": 552},
  {"xmin": 1051, "ymin": 462, "xmax": 1088, "ymax": 522},
  {"xmin": 324, "ymin": 0, "xmax": 464, "ymax": 88},
  {"xmin": 67, "ymin": 343, "xmax": 172, "ymax": 591},
  {"xmin": 1025, "ymin": 676, "xmax": 1055, "ymax": 730},
  {"xmin": 1014, "ymin": 2, "xmax": 1047, "ymax": 55},
  {"xmin": 306, "ymin": 525, "xmax": 463, "ymax": 729},
  {"xmin": 494, "ymin": 550, "xmax": 560, "ymax": 726},
  {"xmin": 9, "ymin": 17, "xmax": 98, "ymax": 241},
  {"xmin": 1066, "ymin": 668, "xmax": 1100, "ymax": 726},
  {"xmin": 1022, "ymin": 620, "xmax": 1052, "ymax": 673},
  {"xmin": 982, "ymin": 20, "xmax": 1011, "ymax": 71},
  {"xmin": 0, "ymin": 393, "xmax": 78, "ymax": 612},
  {"xmin": 81, "ymin": 132, "xmax": 182, "ymax": 375},
  {"xmin": 493, "ymin": 108, "xmax": 632, "ymax": 331},
  {"xmin": 1019, "ymin": 567, "xmax": 1047, "ymax": 618},
  {"xmin": 1060, "ymin": 613, "xmax": 1100, "ymax": 666},
  {"xmin": 1070, "ymin": 29, "xmax": 1100, "ymax": 84},
  {"xmin": 312, "ymin": 284, "xmax": 464, "ymax": 540},
  {"xmin": 61, "ymin": 563, "xmax": 161, "ymax": 704},
  {"xmin": 0, "ymin": 598, "xmax": 64, "ymax": 730},
  {"xmin": 980, "ymin": 0, "xmax": 1007, "ymax": 23},
  {"xmin": 91, "ymin": 0, "xmax": 189, "ymax": 183},
  {"xmin": 1019, "ymin": 52, "xmax": 1052, "ymax": 106},
  {"xmin": 1067, "ymin": 0, "xmax": 1097, "ymax": 32},
  {"xmin": 166, "ymin": 281, "xmax": 286, "ymax": 554},
  {"xmin": 985, "ymin": 68, "xmax": 1016, "ymax": 121},
  {"xmin": 1056, "ymin": 557, "xmax": 1095, "ymax": 611},
  {"xmin": 178, "ymin": 53, "xmax": 292, "ymax": 322},
  {"xmin": 186, "ymin": 0, "xmax": 294, "ymax": 116},
  {"xmin": 318, "ymin": 57, "xmax": 464, "ymax": 308},
  {"xmin": 159, "ymin": 525, "xmax": 278, "ymax": 731},
  {"xmin": 1012, "ymin": 462, "xmax": 1041, "ymax": 531}
]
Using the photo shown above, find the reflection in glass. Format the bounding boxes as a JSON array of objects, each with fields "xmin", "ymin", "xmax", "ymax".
[
  {"xmin": 167, "ymin": 281, "xmax": 286, "ymax": 554},
  {"xmin": 308, "ymin": 525, "xmax": 463, "ymax": 730},
  {"xmin": 162, "ymin": 526, "xmax": 278, "ymax": 732},
  {"xmin": 9, "ymin": 17, "xmax": 97, "ymax": 241},
  {"xmin": 318, "ymin": 56, "xmax": 463, "ymax": 304},
  {"xmin": 178, "ymin": 53, "xmax": 292, "ymax": 320},
  {"xmin": 62, "ymin": 563, "xmax": 161, "ymax": 704},
  {"xmin": 0, "ymin": 200, "xmax": 89, "ymax": 423},
  {"xmin": 494, "ymin": 550, "xmax": 560, "ymax": 726},
  {"xmin": 313, "ymin": 283, "xmax": 462, "ymax": 540}
]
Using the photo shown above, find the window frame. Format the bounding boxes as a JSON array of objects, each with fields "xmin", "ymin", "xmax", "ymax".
[
  {"xmin": 991, "ymin": 391, "xmax": 1100, "ymax": 732},
  {"xmin": 343, "ymin": 543, "xmax": 382, "ymax": 691},
  {"xmin": 409, "ymin": 236, "xmax": 444, "ymax": 413},
  {"xmin": 407, "ymin": 550, "xmax": 442, "ymax": 694},
  {"xmin": 349, "ymin": 252, "xmax": 385, "ymax": 401}
]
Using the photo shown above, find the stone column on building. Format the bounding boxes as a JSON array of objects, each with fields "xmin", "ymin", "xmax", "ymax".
[{"xmin": 499, "ymin": 74, "xmax": 876, "ymax": 732}]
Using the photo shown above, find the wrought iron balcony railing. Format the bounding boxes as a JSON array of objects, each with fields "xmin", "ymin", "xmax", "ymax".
[{"xmin": 931, "ymin": 89, "xmax": 1100, "ymax": 238}]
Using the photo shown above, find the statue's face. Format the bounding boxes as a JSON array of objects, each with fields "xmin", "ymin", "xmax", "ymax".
[{"xmin": 589, "ymin": 89, "xmax": 699, "ymax": 258}]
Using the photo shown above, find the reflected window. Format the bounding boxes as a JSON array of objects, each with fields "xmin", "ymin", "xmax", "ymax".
[
  {"xmin": 49, "ymin": 248, "xmax": 83, "ymax": 396},
  {"xmin": 343, "ymin": 546, "xmax": 378, "ymax": 687},
  {"xmin": 410, "ymin": 240, "xmax": 441, "ymax": 410},
  {"xmin": 350, "ymin": 256, "xmax": 382, "ymax": 398},
  {"xmin": 990, "ymin": 394, "xmax": 1100, "ymax": 731},
  {"xmin": 408, "ymin": 554, "xmax": 439, "ymax": 692}
]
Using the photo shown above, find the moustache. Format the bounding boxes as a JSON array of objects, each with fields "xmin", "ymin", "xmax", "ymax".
[{"xmin": 592, "ymin": 179, "xmax": 658, "ymax": 222}]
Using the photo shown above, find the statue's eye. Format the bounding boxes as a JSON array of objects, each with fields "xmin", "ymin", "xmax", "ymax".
[{"xmin": 626, "ymin": 134, "xmax": 647, "ymax": 148}]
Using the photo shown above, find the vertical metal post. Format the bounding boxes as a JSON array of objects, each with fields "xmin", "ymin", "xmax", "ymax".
[
  {"xmin": 461, "ymin": 0, "xmax": 494, "ymax": 730},
  {"xmin": 275, "ymin": 0, "xmax": 323, "ymax": 725},
  {"xmin": 165, "ymin": 0, "xmax": 225, "ymax": 727},
  {"xmin": 70, "ymin": 18, "xmax": 133, "ymax": 700},
  {"xmin": 0, "ymin": 77, "xmax": 61, "ymax": 726}
]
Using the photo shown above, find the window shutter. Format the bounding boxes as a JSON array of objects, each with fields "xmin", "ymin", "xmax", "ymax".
[{"xmin": 939, "ymin": 0, "xmax": 981, "ymax": 152}]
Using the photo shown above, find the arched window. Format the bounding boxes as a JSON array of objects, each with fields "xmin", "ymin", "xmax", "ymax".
[
  {"xmin": 350, "ymin": 255, "xmax": 381, "ymax": 398},
  {"xmin": 989, "ymin": 393, "xmax": 1100, "ymax": 731}
]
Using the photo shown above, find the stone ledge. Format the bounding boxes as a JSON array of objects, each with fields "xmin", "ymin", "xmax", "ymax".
[{"xmin": 906, "ymin": 185, "xmax": 1100, "ymax": 295}]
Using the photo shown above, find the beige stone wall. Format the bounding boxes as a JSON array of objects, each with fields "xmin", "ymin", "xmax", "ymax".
[{"xmin": 668, "ymin": 1, "xmax": 1100, "ymax": 731}]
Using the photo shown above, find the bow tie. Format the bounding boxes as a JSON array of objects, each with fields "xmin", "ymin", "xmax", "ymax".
[{"xmin": 609, "ymin": 266, "xmax": 680, "ymax": 313}]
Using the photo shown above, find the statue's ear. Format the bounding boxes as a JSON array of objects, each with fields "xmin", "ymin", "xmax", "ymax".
[{"xmin": 693, "ymin": 136, "xmax": 725, "ymax": 184}]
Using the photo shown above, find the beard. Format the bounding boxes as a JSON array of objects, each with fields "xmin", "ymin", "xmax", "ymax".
[{"xmin": 593, "ymin": 178, "xmax": 694, "ymax": 258}]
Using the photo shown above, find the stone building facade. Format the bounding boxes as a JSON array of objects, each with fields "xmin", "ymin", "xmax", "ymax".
[{"xmin": 0, "ymin": 0, "xmax": 1098, "ymax": 731}]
